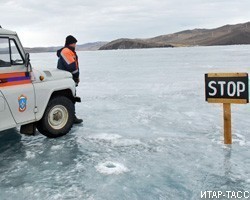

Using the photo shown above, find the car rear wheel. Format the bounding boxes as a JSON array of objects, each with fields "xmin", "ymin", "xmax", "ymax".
[{"xmin": 37, "ymin": 96, "xmax": 74, "ymax": 138}]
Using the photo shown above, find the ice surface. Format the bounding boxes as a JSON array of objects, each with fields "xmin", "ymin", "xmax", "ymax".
[{"xmin": 0, "ymin": 46, "xmax": 250, "ymax": 200}]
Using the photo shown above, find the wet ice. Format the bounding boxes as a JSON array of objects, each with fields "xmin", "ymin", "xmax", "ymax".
[{"xmin": 0, "ymin": 46, "xmax": 250, "ymax": 200}]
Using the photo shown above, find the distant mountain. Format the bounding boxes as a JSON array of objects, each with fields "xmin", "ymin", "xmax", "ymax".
[
  {"xmin": 99, "ymin": 22, "xmax": 250, "ymax": 50},
  {"xmin": 99, "ymin": 39, "xmax": 173, "ymax": 50},
  {"xmin": 77, "ymin": 42, "xmax": 108, "ymax": 51},
  {"xmin": 25, "ymin": 42, "xmax": 108, "ymax": 53}
]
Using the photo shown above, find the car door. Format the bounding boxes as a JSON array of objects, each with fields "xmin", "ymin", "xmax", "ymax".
[
  {"xmin": 0, "ymin": 90, "xmax": 16, "ymax": 131},
  {"xmin": 0, "ymin": 36, "xmax": 36, "ymax": 125}
]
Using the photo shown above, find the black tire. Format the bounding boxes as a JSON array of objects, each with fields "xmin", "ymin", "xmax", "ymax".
[{"xmin": 37, "ymin": 96, "xmax": 74, "ymax": 138}]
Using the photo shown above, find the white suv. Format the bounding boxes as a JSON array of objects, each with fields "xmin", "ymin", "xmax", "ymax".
[{"xmin": 0, "ymin": 27, "xmax": 80, "ymax": 138}]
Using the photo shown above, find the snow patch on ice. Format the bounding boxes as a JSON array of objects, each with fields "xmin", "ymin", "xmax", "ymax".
[
  {"xmin": 112, "ymin": 139, "xmax": 142, "ymax": 147},
  {"xmin": 155, "ymin": 137, "xmax": 165, "ymax": 142},
  {"xmin": 87, "ymin": 133, "xmax": 122, "ymax": 141},
  {"xmin": 233, "ymin": 133, "xmax": 247, "ymax": 146},
  {"xmin": 25, "ymin": 151, "xmax": 35, "ymax": 159},
  {"xmin": 75, "ymin": 164, "xmax": 85, "ymax": 172},
  {"xmin": 95, "ymin": 161, "xmax": 129, "ymax": 175},
  {"xmin": 87, "ymin": 133, "xmax": 143, "ymax": 147},
  {"xmin": 51, "ymin": 145, "xmax": 63, "ymax": 150},
  {"xmin": 200, "ymin": 65, "xmax": 215, "ymax": 69},
  {"xmin": 86, "ymin": 196, "xmax": 95, "ymax": 200},
  {"xmin": 184, "ymin": 111, "xmax": 196, "ymax": 117},
  {"xmin": 51, "ymin": 193, "xmax": 63, "ymax": 200}
]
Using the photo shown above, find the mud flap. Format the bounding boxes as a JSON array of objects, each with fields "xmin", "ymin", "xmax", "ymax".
[{"xmin": 20, "ymin": 123, "xmax": 36, "ymax": 136}]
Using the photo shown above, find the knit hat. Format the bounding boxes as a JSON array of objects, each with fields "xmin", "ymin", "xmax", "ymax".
[{"xmin": 65, "ymin": 35, "xmax": 77, "ymax": 45}]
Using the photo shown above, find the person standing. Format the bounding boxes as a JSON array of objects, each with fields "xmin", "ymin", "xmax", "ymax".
[{"xmin": 57, "ymin": 35, "xmax": 83, "ymax": 124}]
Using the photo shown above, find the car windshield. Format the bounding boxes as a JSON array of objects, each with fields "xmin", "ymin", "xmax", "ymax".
[{"xmin": 10, "ymin": 39, "xmax": 24, "ymax": 65}]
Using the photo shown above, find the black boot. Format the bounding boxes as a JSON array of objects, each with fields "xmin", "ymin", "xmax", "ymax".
[{"xmin": 74, "ymin": 116, "xmax": 83, "ymax": 124}]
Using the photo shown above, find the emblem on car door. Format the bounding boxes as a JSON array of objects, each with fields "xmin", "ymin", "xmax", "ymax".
[{"xmin": 18, "ymin": 95, "xmax": 27, "ymax": 112}]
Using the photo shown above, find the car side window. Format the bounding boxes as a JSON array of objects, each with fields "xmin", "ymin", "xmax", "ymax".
[
  {"xmin": 0, "ymin": 38, "xmax": 11, "ymax": 67},
  {"xmin": 10, "ymin": 39, "xmax": 24, "ymax": 65}
]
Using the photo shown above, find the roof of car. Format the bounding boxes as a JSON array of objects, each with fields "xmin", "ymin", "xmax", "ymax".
[{"xmin": 0, "ymin": 27, "xmax": 17, "ymax": 35}]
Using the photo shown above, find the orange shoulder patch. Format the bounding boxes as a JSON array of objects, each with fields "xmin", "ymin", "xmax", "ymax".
[{"xmin": 61, "ymin": 48, "xmax": 75, "ymax": 64}]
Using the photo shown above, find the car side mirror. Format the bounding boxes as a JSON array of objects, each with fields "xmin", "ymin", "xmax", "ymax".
[{"xmin": 25, "ymin": 53, "xmax": 30, "ymax": 68}]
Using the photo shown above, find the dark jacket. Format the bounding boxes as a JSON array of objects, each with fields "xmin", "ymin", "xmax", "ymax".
[{"xmin": 57, "ymin": 46, "xmax": 79, "ymax": 83}]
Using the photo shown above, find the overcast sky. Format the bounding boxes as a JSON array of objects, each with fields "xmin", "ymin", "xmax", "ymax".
[{"xmin": 1, "ymin": 0, "xmax": 250, "ymax": 47}]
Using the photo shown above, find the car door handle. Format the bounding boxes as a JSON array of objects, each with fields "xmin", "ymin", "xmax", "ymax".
[{"xmin": 0, "ymin": 79, "xmax": 8, "ymax": 84}]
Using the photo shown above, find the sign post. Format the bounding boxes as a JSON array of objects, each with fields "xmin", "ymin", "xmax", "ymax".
[
  {"xmin": 223, "ymin": 103, "xmax": 231, "ymax": 144},
  {"xmin": 205, "ymin": 73, "xmax": 249, "ymax": 144}
]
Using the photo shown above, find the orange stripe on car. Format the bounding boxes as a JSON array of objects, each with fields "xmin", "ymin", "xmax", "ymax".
[
  {"xmin": 0, "ymin": 72, "xmax": 26, "ymax": 79},
  {"xmin": 0, "ymin": 80, "xmax": 31, "ymax": 87}
]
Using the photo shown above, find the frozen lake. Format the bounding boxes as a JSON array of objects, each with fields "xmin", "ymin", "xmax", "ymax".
[{"xmin": 0, "ymin": 46, "xmax": 250, "ymax": 200}]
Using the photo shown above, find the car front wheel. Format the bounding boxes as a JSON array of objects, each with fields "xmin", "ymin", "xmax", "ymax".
[{"xmin": 37, "ymin": 96, "xmax": 74, "ymax": 138}]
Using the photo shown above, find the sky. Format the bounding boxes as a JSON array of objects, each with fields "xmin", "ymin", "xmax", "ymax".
[{"xmin": 1, "ymin": 0, "xmax": 250, "ymax": 47}]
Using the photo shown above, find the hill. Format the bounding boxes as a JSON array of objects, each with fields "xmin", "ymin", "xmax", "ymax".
[
  {"xmin": 99, "ymin": 22, "xmax": 250, "ymax": 50},
  {"xmin": 25, "ymin": 42, "xmax": 108, "ymax": 53},
  {"xmin": 99, "ymin": 39, "xmax": 173, "ymax": 50}
]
